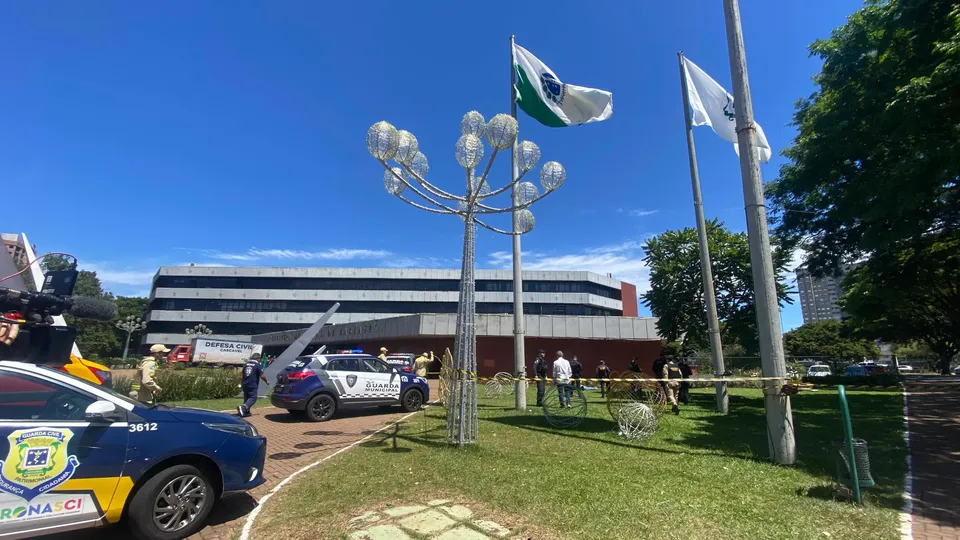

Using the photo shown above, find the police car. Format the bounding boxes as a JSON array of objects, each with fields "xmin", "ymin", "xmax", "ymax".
[
  {"xmin": 271, "ymin": 354, "xmax": 429, "ymax": 421},
  {"xmin": 0, "ymin": 361, "xmax": 266, "ymax": 540}
]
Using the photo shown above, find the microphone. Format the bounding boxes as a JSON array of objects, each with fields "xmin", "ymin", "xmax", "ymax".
[{"xmin": 65, "ymin": 296, "xmax": 118, "ymax": 321}]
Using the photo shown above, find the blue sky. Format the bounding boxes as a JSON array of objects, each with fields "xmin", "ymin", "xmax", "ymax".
[{"xmin": 0, "ymin": 1, "xmax": 864, "ymax": 330}]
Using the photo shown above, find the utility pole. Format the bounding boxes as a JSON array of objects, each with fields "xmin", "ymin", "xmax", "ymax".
[
  {"xmin": 722, "ymin": 0, "xmax": 797, "ymax": 464},
  {"xmin": 510, "ymin": 34, "xmax": 527, "ymax": 410},
  {"xmin": 678, "ymin": 52, "xmax": 729, "ymax": 415}
]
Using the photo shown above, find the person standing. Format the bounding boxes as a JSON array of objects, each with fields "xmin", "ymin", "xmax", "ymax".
[
  {"xmin": 662, "ymin": 356, "xmax": 683, "ymax": 415},
  {"xmin": 597, "ymin": 360, "xmax": 611, "ymax": 397},
  {"xmin": 553, "ymin": 350, "xmax": 573, "ymax": 408},
  {"xmin": 378, "ymin": 347, "xmax": 389, "ymax": 361},
  {"xmin": 138, "ymin": 344, "xmax": 168, "ymax": 404},
  {"xmin": 678, "ymin": 358, "xmax": 693, "ymax": 405},
  {"xmin": 238, "ymin": 352, "xmax": 269, "ymax": 417},
  {"xmin": 570, "ymin": 355, "xmax": 583, "ymax": 389},
  {"xmin": 414, "ymin": 352, "xmax": 431, "ymax": 377},
  {"xmin": 533, "ymin": 349, "xmax": 548, "ymax": 406}
]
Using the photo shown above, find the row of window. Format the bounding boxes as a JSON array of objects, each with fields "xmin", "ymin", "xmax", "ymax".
[
  {"xmin": 148, "ymin": 299, "xmax": 620, "ymax": 316},
  {"xmin": 153, "ymin": 276, "xmax": 622, "ymax": 300}
]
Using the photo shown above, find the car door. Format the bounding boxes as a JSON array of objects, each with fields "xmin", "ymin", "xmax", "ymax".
[
  {"xmin": 324, "ymin": 357, "xmax": 365, "ymax": 401},
  {"xmin": 360, "ymin": 357, "xmax": 402, "ymax": 404},
  {"xmin": 0, "ymin": 369, "xmax": 129, "ymax": 538}
]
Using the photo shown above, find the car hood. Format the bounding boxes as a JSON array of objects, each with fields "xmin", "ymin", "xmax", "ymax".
[{"xmin": 149, "ymin": 404, "xmax": 247, "ymax": 425}]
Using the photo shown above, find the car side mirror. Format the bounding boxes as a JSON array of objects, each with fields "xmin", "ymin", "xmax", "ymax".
[{"xmin": 85, "ymin": 400, "xmax": 119, "ymax": 422}]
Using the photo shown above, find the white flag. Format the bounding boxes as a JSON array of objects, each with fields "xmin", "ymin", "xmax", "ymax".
[
  {"xmin": 682, "ymin": 56, "xmax": 772, "ymax": 163},
  {"xmin": 513, "ymin": 43, "xmax": 613, "ymax": 127}
]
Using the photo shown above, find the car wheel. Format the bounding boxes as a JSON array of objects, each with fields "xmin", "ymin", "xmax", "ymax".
[
  {"xmin": 401, "ymin": 389, "xmax": 424, "ymax": 412},
  {"xmin": 127, "ymin": 464, "xmax": 214, "ymax": 540},
  {"xmin": 305, "ymin": 394, "xmax": 336, "ymax": 422}
]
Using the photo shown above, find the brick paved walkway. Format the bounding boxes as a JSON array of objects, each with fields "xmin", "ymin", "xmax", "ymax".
[
  {"xmin": 41, "ymin": 383, "xmax": 437, "ymax": 540},
  {"xmin": 906, "ymin": 379, "xmax": 960, "ymax": 540}
]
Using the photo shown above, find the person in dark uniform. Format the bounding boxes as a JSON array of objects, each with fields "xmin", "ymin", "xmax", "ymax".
[
  {"xmin": 678, "ymin": 358, "xmax": 693, "ymax": 404},
  {"xmin": 570, "ymin": 355, "xmax": 583, "ymax": 389},
  {"xmin": 238, "ymin": 352, "xmax": 269, "ymax": 418},
  {"xmin": 533, "ymin": 349, "xmax": 548, "ymax": 406},
  {"xmin": 597, "ymin": 360, "xmax": 611, "ymax": 397},
  {"xmin": 628, "ymin": 357, "xmax": 642, "ymax": 373}
]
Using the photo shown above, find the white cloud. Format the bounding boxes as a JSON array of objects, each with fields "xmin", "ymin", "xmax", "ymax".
[
  {"xmin": 488, "ymin": 241, "xmax": 651, "ymax": 294},
  {"xmin": 628, "ymin": 209, "xmax": 659, "ymax": 217},
  {"xmin": 383, "ymin": 256, "xmax": 458, "ymax": 269},
  {"xmin": 81, "ymin": 263, "xmax": 157, "ymax": 287},
  {"xmin": 196, "ymin": 247, "xmax": 393, "ymax": 262},
  {"xmin": 781, "ymin": 247, "xmax": 807, "ymax": 289}
]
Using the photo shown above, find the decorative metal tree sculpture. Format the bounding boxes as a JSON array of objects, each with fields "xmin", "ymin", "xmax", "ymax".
[
  {"xmin": 115, "ymin": 315, "xmax": 147, "ymax": 363},
  {"xmin": 366, "ymin": 111, "xmax": 566, "ymax": 446},
  {"xmin": 185, "ymin": 323, "xmax": 213, "ymax": 338}
]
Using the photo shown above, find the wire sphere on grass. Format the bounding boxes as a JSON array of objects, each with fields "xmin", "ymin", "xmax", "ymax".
[
  {"xmin": 494, "ymin": 372, "xmax": 514, "ymax": 395},
  {"xmin": 617, "ymin": 402, "xmax": 658, "ymax": 442},
  {"xmin": 484, "ymin": 379, "xmax": 504, "ymax": 399},
  {"xmin": 542, "ymin": 383, "xmax": 588, "ymax": 429},
  {"xmin": 606, "ymin": 373, "xmax": 668, "ymax": 420}
]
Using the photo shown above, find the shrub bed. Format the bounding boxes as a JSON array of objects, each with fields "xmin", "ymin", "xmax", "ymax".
[{"xmin": 112, "ymin": 369, "xmax": 241, "ymax": 402}]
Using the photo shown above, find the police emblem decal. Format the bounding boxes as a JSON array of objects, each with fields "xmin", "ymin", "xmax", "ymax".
[
  {"xmin": 346, "ymin": 374, "xmax": 358, "ymax": 388},
  {"xmin": 0, "ymin": 428, "xmax": 80, "ymax": 502}
]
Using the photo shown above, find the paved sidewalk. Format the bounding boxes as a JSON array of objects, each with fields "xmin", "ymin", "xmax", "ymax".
[{"xmin": 906, "ymin": 379, "xmax": 960, "ymax": 540}]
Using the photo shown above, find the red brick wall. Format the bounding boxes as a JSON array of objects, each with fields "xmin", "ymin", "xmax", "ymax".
[
  {"xmin": 620, "ymin": 281, "xmax": 639, "ymax": 317},
  {"xmin": 359, "ymin": 336, "xmax": 662, "ymax": 378}
]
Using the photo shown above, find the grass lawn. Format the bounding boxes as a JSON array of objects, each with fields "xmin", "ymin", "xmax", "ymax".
[
  {"xmin": 251, "ymin": 387, "xmax": 905, "ymax": 540},
  {"xmin": 162, "ymin": 396, "xmax": 274, "ymax": 412}
]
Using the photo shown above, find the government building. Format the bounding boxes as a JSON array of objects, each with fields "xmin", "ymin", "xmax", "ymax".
[{"xmin": 144, "ymin": 266, "xmax": 662, "ymax": 375}]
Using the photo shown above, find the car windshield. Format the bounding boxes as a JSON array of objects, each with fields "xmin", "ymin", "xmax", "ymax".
[
  {"xmin": 38, "ymin": 365, "xmax": 143, "ymax": 408},
  {"xmin": 809, "ymin": 366, "xmax": 830, "ymax": 373}
]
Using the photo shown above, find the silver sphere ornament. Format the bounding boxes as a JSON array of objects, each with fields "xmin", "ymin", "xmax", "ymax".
[
  {"xmin": 470, "ymin": 175, "xmax": 491, "ymax": 198},
  {"xmin": 517, "ymin": 209, "xmax": 535, "ymax": 233},
  {"xmin": 515, "ymin": 141, "xmax": 541, "ymax": 172},
  {"xmin": 395, "ymin": 130, "xmax": 419, "ymax": 165},
  {"xmin": 383, "ymin": 167, "xmax": 405, "ymax": 196},
  {"xmin": 456, "ymin": 200, "xmax": 470, "ymax": 220},
  {"xmin": 516, "ymin": 181, "xmax": 539, "ymax": 205},
  {"xmin": 617, "ymin": 402, "xmax": 658, "ymax": 442},
  {"xmin": 455, "ymin": 134, "xmax": 484, "ymax": 169},
  {"xmin": 461, "ymin": 111, "xmax": 486, "ymax": 138},
  {"xmin": 540, "ymin": 161, "xmax": 566, "ymax": 191},
  {"xmin": 485, "ymin": 114, "xmax": 518, "ymax": 150},
  {"xmin": 366, "ymin": 121, "xmax": 400, "ymax": 161},
  {"xmin": 408, "ymin": 151, "xmax": 429, "ymax": 181}
]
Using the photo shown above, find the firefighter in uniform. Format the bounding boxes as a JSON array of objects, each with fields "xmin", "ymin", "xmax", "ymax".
[
  {"xmin": 533, "ymin": 349, "xmax": 548, "ymax": 406},
  {"xmin": 138, "ymin": 344, "xmax": 167, "ymax": 404},
  {"xmin": 662, "ymin": 356, "xmax": 683, "ymax": 415}
]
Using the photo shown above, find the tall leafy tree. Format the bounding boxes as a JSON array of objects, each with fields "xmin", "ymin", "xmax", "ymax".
[
  {"xmin": 642, "ymin": 220, "xmax": 792, "ymax": 354},
  {"xmin": 842, "ymin": 234, "xmax": 960, "ymax": 374},
  {"xmin": 783, "ymin": 320, "xmax": 880, "ymax": 361},
  {"xmin": 769, "ymin": 0, "xmax": 960, "ymax": 274}
]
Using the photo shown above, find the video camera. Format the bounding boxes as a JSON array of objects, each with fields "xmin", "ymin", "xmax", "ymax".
[{"xmin": 0, "ymin": 267, "xmax": 118, "ymax": 364}]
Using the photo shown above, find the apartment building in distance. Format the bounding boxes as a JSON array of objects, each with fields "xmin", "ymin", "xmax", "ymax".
[{"xmin": 796, "ymin": 264, "xmax": 855, "ymax": 324}]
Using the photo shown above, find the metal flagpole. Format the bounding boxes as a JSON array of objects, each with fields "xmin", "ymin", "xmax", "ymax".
[
  {"xmin": 510, "ymin": 34, "xmax": 527, "ymax": 410},
  {"xmin": 677, "ymin": 52, "xmax": 729, "ymax": 415},
  {"xmin": 721, "ymin": 0, "xmax": 797, "ymax": 464}
]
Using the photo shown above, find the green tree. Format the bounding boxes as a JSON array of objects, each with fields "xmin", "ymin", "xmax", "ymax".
[
  {"xmin": 841, "ymin": 233, "xmax": 960, "ymax": 374},
  {"xmin": 769, "ymin": 0, "xmax": 960, "ymax": 275},
  {"xmin": 642, "ymin": 220, "xmax": 792, "ymax": 355},
  {"xmin": 783, "ymin": 320, "xmax": 880, "ymax": 361},
  {"xmin": 893, "ymin": 341, "xmax": 936, "ymax": 360}
]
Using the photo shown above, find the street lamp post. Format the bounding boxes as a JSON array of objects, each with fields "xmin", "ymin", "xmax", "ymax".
[
  {"xmin": 116, "ymin": 315, "xmax": 147, "ymax": 363},
  {"xmin": 366, "ymin": 111, "xmax": 566, "ymax": 446},
  {"xmin": 185, "ymin": 323, "xmax": 213, "ymax": 338}
]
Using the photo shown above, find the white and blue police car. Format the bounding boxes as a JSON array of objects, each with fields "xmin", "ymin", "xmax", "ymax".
[
  {"xmin": 0, "ymin": 360, "xmax": 266, "ymax": 540},
  {"xmin": 271, "ymin": 354, "xmax": 429, "ymax": 421}
]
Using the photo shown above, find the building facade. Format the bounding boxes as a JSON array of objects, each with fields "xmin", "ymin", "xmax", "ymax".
[
  {"xmin": 796, "ymin": 265, "xmax": 851, "ymax": 324},
  {"xmin": 1, "ymin": 233, "xmax": 32, "ymax": 269},
  {"xmin": 143, "ymin": 266, "xmax": 642, "ymax": 347}
]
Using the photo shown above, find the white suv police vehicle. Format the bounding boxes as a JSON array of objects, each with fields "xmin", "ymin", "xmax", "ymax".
[{"xmin": 270, "ymin": 354, "xmax": 429, "ymax": 421}]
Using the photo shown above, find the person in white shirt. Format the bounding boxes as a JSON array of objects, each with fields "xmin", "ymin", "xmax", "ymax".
[{"xmin": 553, "ymin": 350, "xmax": 573, "ymax": 408}]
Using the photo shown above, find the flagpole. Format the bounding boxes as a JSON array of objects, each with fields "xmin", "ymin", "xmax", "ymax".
[
  {"xmin": 678, "ymin": 52, "xmax": 728, "ymax": 415},
  {"xmin": 722, "ymin": 0, "xmax": 797, "ymax": 464},
  {"xmin": 510, "ymin": 34, "xmax": 527, "ymax": 411}
]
